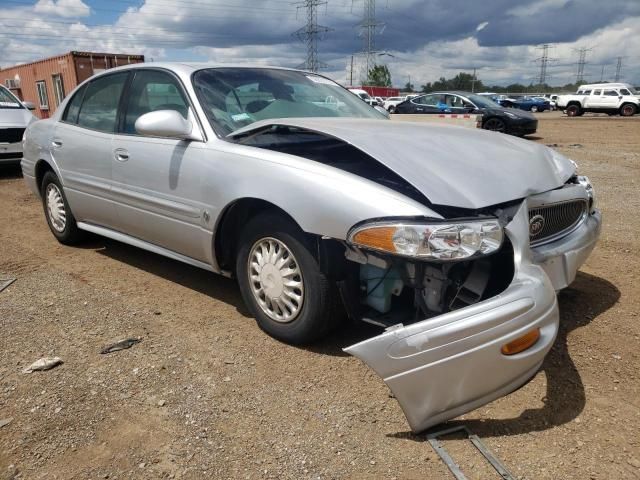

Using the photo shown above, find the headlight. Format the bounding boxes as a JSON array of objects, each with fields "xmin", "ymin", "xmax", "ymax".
[
  {"xmin": 577, "ymin": 175, "xmax": 597, "ymax": 212},
  {"xmin": 348, "ymin": 219, "xmax": 504, "ymax": 260}
]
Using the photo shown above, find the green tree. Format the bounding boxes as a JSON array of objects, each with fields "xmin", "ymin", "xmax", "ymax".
[
  {"xmin": 404, "ymin": 81, "xmax": 414, "ymax": 92},
  {"xmin": 365, "ymin": 64, "xmax": 392, "ymax": 86}
]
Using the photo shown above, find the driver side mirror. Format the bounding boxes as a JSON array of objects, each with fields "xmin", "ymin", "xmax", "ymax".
[
  {"xmin": 135, "ymin": 109, "xmax": 203, "ymax": 141},
  {"xmin": 22, "ymin": 101, "xmax": 36, "ymax": 111}
]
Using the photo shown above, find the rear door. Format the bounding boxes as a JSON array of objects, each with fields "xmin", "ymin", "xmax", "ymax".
[
  {"xmin": 410, "ymin": 94, "xmax": 446, "ymax": 113},
  {"xmin": 52, "ymin": 72, "xmax": 129, "ymax": 228},
  {"xmin": 110, "ymin": 68, "xmax": 211, "ymax": 262},
  {"xmin": 601, "ymin": 89, "xmax": 622, "ymax": 108}
]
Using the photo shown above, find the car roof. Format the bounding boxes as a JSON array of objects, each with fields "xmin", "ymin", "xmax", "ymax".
[{"xmin": 89, "ymin": 61, "xmax": 312, "ymax": 79}]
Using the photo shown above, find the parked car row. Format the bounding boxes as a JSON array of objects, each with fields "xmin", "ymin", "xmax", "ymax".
[{"xmin": 18, "ymin": 63, "xmax": 601, "ymax": 434}]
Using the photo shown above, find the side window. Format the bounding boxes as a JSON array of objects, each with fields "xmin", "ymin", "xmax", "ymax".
[
  {"xmin": 620, "ymin": 89, "xmax": 631, "ymax": 96},
  {"xmin": 582, "ymin": 90, "xmax": 592, "ymax": 95},
  {"xmin": 62, "ymin": 84, "xmax": 87, "ymax": 124},
  {"xmin": 122, "ymin": 70, "xmax": 189, "ymax": 134},
  {"xmin": 592, "ymin": 89, "xmax": 601, "ymax": 96},
  {"xmin": 77, "ymin": 73, "xmax": 128, "ymax": 133},
  {"xmin": 604, "ymin": 90, "xmax": 618, "ymax": 96}
]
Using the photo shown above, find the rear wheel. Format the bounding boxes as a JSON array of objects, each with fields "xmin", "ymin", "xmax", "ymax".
[
  {"xmin": 235, "ymin": 213, "xmax": 340, "ymax": 345},
  {"xmin": 41, "ymin": 171, "xmax": 85, "ymax": 245},
  {"xmin": 565, "ymin": 104, "xmax": 582, "ymax": 117},
  {"xmin": 389, "ymin": 106, "xmax": 396, "ymax": 113},
  {"xmin": 620, "ymin": 103, "xmax": 636, "ymax": 117},
  {"xmin": 530, "ymin": 105, "xmax": 538, "ymax": 112},
  {"xmin": 483, "ymin": 117, "xmax": 506, "ymax": 133}
]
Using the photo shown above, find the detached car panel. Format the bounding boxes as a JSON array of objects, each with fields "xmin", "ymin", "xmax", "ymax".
[{"xmin": 22, "ymin": 63, "xmax": 601, "ymax": 433}]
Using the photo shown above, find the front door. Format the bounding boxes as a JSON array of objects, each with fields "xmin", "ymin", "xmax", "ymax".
[
  {"xmin": 52, "ymin": 72, "xmax": 129, "ymax": 228},
  {"xmin": 110, "ymin": 69, "xmax": 211, "ymax": 263}
]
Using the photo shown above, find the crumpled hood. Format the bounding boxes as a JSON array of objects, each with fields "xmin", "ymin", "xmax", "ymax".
[
  {"xmin": 0, "ymin": 108, "xmax": 35, "ymax": 128},
  {"xmin": 230, "ymin": 117, "xmax": 575, "ymax": 209}
]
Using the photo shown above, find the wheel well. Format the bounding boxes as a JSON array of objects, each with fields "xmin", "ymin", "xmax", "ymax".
[
  {"xmin": 214, "ymin": 198, "xmax": 305, "ymax": 272},
  {"xmin": 34, "ymin": 160, "xmax": 54, "ymax": 195},
  {"xmin": 566, "ymin": 101, "xmax": 581, "ymax": 108},
  {"xmin": 621, "ymin": 102, "xmax": 637, "ymax": 109}
]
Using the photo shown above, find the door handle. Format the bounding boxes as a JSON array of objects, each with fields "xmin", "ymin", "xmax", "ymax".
[
  {"xmin": 113, "ymin": 148, "xmax": 129, "ymax": 162},
  {"xmin": 51, "ymin": 140, "xmax": 63, "ymax": 148}
]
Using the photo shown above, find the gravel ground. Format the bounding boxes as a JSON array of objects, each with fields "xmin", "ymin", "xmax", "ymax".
[{"xmin": 1, "ymin": 111, "xmax": 639, "ymax": 479}]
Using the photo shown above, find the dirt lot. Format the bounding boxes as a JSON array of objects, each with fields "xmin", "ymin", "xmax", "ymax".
[{"xmin": 1, "ymin": 111, "xmax": 639, "ymax": 480}]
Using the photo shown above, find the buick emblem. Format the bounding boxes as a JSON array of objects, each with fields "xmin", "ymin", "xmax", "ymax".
[{"xmin": 529, "ymin": 214, "xmax": 545, "ymax": 236}]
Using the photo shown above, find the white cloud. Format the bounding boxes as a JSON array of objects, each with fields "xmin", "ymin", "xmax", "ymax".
[{"xmin": 33, "ymin": 0, "xmax": 90, "ymax": 18}]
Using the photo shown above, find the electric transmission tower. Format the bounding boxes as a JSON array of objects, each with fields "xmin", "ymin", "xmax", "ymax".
[
  {"xmin": 353, "ymin": 0, "xmax": 386, "ymax": 81},
  {"xmin": 293, "ymin": 0, "xmax": 331, "ymax": 72},
  {"xmin": 574, "ymin": 47, "xmax": 592, "ymax": 84},
  {"xmin": 615, "ymin": 56, "xmax": 623, "ymax": 82},
  {"xmin": 535, "ymin": 44, "xmax": 556, "ymax": 86}
]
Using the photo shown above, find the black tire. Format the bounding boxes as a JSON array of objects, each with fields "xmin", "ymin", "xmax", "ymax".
[
  {"xmin": 235, "ymin": 213, "xmax": 341, "ymax": 345},
  {"xmin": 483, "ymin": 117, "xmax": 507, "ymax": 133},
  {"xmin": 620, "ymin": 103, "xmax": 636, "ymax": 117},
  {"xmin": 389, "ymin": 106, "xmax": 396, "ymax": 113},
  {"xmin": 41, "ymin": 171, "xmax": 85, "ymax": 245},
  {"xmin": 566, "ymin": 104, "xmax": 581, "ymax": 117}
]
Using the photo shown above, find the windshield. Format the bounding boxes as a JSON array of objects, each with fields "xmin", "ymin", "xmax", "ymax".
[
  {"xmin": 192, "ymin": 68, "xmax": 384, "ymax": 136},
  {"xmin": 0, "ymin": 86, "xmax": 24, "ymax": 109},
  {"xmin": 464, "ymin": 93, "xmax": 502, "ymax": 109}
]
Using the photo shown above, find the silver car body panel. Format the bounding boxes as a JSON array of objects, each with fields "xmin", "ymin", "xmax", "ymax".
[
  {"xmin": 20, "ymin": 62, "xmax": 602, "ymax": 432},
  {"xmin": 230, "ymin": 117, "xmax": 576, "ymax": 209}
]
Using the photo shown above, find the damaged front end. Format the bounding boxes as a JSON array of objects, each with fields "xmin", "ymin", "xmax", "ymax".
[{"xmin": 341, "ymin": 202, "xmax": 560, "ymax": 433}]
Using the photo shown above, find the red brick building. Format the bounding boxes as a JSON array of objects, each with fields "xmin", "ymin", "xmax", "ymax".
[{"xmin": 0, "ymin": 51, "xmax": 144, "ymax": 118}]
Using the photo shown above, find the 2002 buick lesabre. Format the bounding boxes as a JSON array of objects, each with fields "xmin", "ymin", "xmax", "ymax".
[{"xmin": 22, "ymin": 63, "xmax": 601, "ymax": 432}]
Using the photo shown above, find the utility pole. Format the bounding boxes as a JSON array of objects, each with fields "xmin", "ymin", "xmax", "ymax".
[
  {"xmin": 615, "ymin": 56, "xmax": 623, "ymax": 82},
  {"xmin": 600, "ymin": 65, "xmax": 606, "ymax": 82},
  {"xmin": 349, "ymin": 55, "xmax": 355, "ymax": 86},
  {"xmin": 574, "ymin": 47, "xmax": 592, "ymax": 84},
  {"xmin": 293, "ymin": 0, "xmax": 331, "ymax": 72},
  {"xmin": 353, "ymin": 0, "xmax": 385, "ymax": 82}
]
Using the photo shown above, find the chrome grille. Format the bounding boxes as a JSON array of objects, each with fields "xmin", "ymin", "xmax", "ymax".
[{"xmin": 529, "ymin": 199, "xmax": 588, "ymax": 246}]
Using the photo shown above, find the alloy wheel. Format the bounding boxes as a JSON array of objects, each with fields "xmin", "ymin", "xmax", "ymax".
[
  {"xmin": 484, "ymin": 118, "xmax": 506, "ymax": 132},
  {"xmin": 248, "ymin": 237, "xmax": 304, "ymax": 323}
]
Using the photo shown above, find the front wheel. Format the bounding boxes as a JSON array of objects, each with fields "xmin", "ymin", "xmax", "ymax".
[
  {"xmin": 41, "ymin": 171, "xmax": 85, "ymax": 245},
  {"xmin": 483, "ymin": 117, "xmax": 506, "ymax": 133},
  {"xmin": 236, "ymin": 213, "xmax": 341, "ymax": 345},
  {"xmin": 620, "ymin": 104, "xmax": 637, "ymax": 117}
]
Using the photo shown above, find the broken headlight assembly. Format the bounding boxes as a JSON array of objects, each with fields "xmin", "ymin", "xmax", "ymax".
[
  {"xmin": 577, "ymin": 175, "xmax": 597, "ymax": 213},
  {"xmin": 347, "ymin": 219, "xmax": 503, "ymax": 260}
]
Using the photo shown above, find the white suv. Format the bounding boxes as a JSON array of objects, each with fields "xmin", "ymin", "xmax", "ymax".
[
  {"xmin": 0, "ymin": 85, "xmax": 36, "ymax": 164},
  {"xmin": 556, "ymin": 83, "xmax": 639, "ymax": 117}
]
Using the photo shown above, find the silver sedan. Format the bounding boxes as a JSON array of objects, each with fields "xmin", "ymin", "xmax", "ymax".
[{"xmin": 21, "ymin": 63, "xmax": 601, "ymax": 433}]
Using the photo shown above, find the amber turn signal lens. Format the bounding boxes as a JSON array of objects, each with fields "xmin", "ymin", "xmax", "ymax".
[
  {"xmin": 501, "ymin": 328, "xmax": 540, "ymax": 355},
  {"xmin": 352, "ymin": 227, "xmax": 397, "ymax": 253}
]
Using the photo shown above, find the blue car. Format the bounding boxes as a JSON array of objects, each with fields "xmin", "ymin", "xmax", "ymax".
[{"xmin": 501, "ymin": 96, "xmax": 550, "ymax": 112}]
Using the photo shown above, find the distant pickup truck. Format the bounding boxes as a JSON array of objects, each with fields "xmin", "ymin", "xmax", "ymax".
[{"xmin": 556, "ymin": 83, "xmax": 639, "ymax": 117}]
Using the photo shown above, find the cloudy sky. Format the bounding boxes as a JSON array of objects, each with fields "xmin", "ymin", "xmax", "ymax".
[{"xmin": 0, "ymin": 0, "xmax": 638, "ymax": 87}]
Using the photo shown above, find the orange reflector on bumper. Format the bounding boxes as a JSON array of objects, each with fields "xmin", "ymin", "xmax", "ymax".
[{"xmin": 501, "ymin": 328, "xmax": 541, "ymax": 355}]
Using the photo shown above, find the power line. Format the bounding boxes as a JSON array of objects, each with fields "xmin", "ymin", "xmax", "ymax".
[
  {"xmin": 615, "ymin": 56, "xmax": 623, "ymax": 82},
  {"xmin": 573, "ymin": 46, "xmax": 593, "ymax": 84},
  {"xmin": 292, "ymin": 0, "xmax": 331, "ymax": 72},
  {"xmin": 353, "ymin": 0, "xmax": 385, "ymax": 81},
  {"xmin": 535, "ymin": 44, "xmax": 557, "ymax": 86}
]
